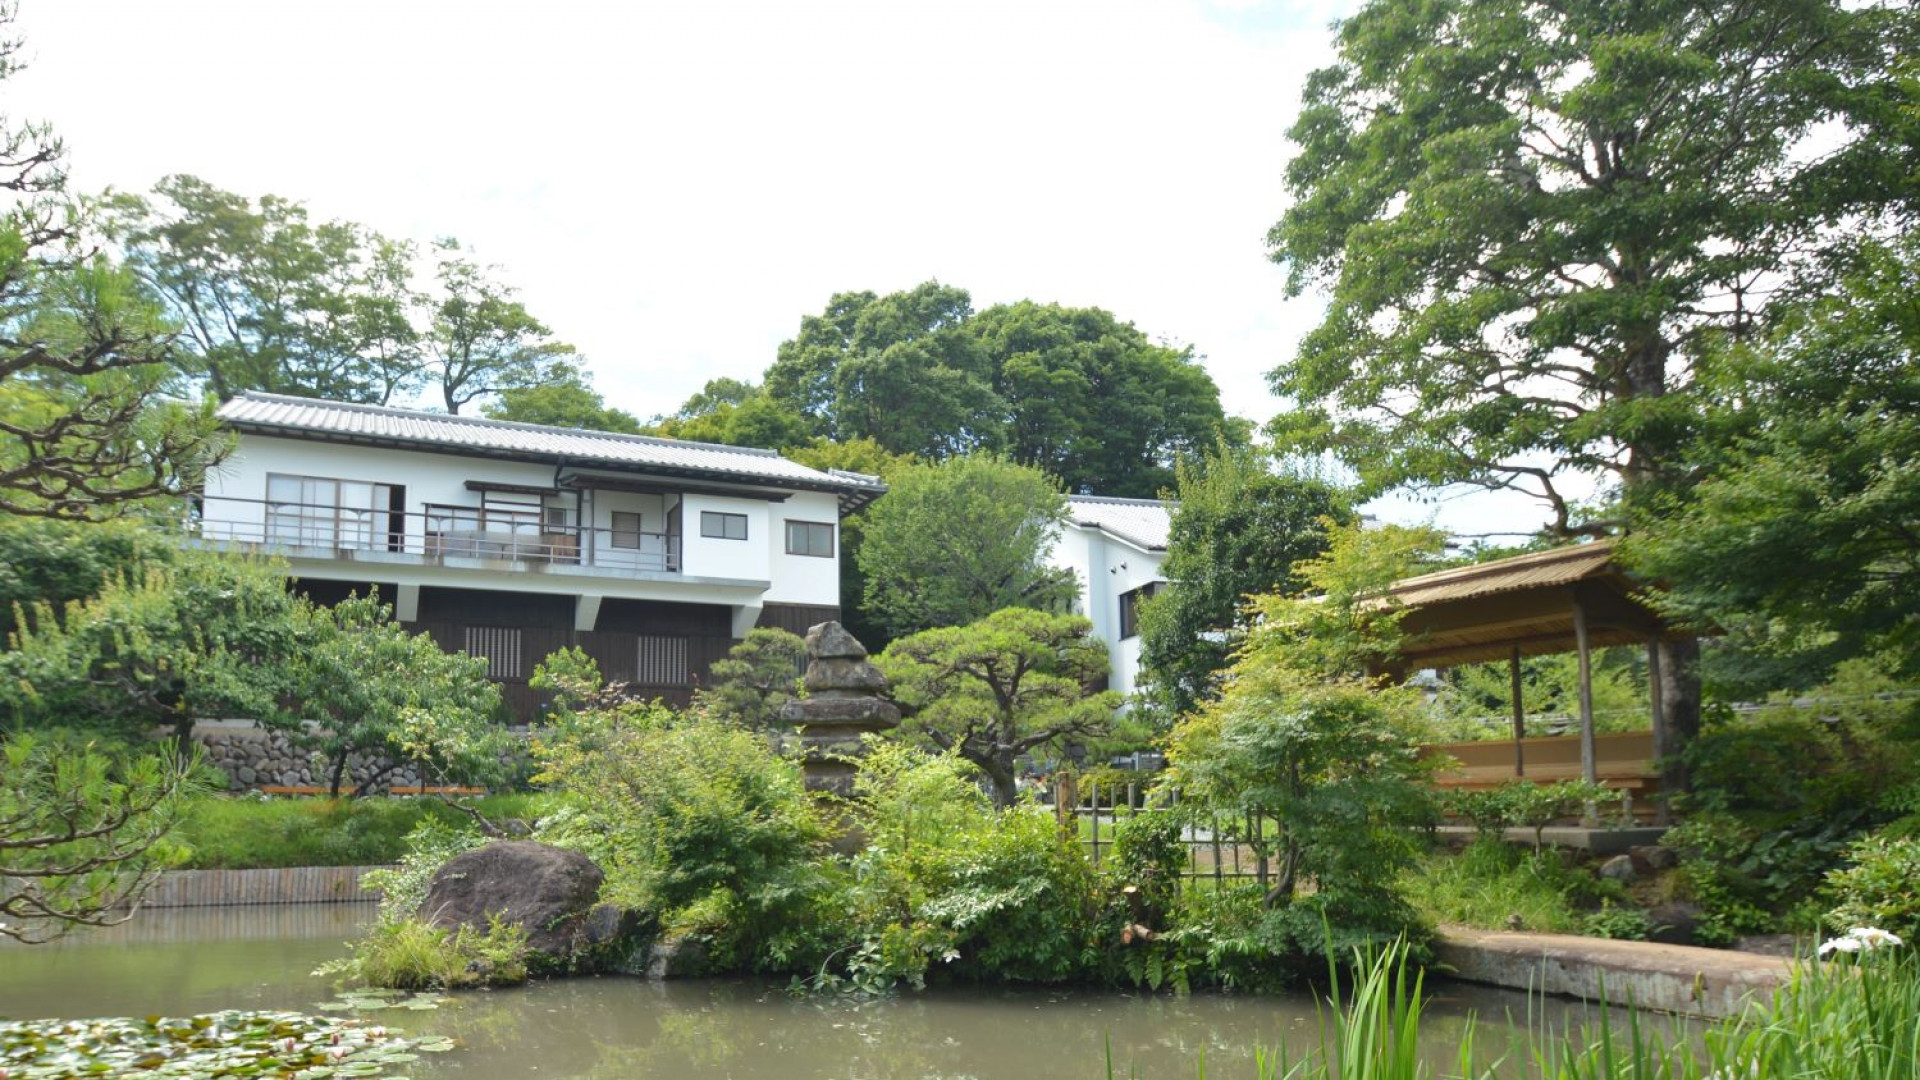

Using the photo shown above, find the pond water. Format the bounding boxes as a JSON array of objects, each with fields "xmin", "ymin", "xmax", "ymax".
[{"xmin": 0, "ymin": 905, "xmax": 1627, "ymax": 1079}]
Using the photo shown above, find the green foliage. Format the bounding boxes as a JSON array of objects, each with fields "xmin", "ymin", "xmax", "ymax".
[
  {"xmin": 531, "ymin": 694, "xmax": 828, "ymax": 972},
  {"xmin": 0, "ymin": 733, "xmax": 198, "ymax": 942},
  {"xmin": 1630, "ymin": 236, "xmax": 1920, "ymax": 682},
  {"xmin": 1268, "ymin": 0, "xmax": 1916, "ymax": 538},
  {"xmin": 318, "ymin": 914, "xmax": 529, "ymax": 990},
  {"xmin": 170, "ymin": 794, "xmax": 545, "ymax": 873},
  {"xmin": 878, "ymin": 608, "xmax": 1123, "ymax": 807},
  {"xmin": 423, "ymin": 238, "xmax": 577, "ymax": 415},
  {"xmin": 693, "ymin": 627, "xmax": 806, "ymax": 730},
  {"xmin": 1136, "ymin": 441, "xmax": 1349, "ymax": 719},
  {"xmin": 913, "ymin": 805, "xmax": 1097, "ymax": 983},
  {"xmin": 764, "ymin": 283, "xmax": 1235, "ymax": 494},
  {"xmin": 784, "ymin": 437, "xmax": 917, "ymax": 649},
  {"xmin": 1163, "ymin": 521, "xmax": 1442, "ymax": 959},
  {"xmin": 481, "ymin": 360, "xmax": 641, "ymax": 433},
  {"xmin": 1423, "ymin": 649, "xmax": 1649, "ymax": 742},
  {"xmin": 0, "ymin": 550, "xmax": 303, "ymax": 741},
  {"xmin": 1581, "ymin": 901, "xmax": 1656, "ymax": 942},
  {"xmin": 856, "ymin": 454, "xmax": 1076, "ymax": 638},
  {"xmin": 645, "ymin": 377, "xmax": 812, "ymax": 451},
  {"xmin": 1825, "ymin": 833, "xmax": 1920, "ymax": 943},
  {"xmin": 0, "ymin": 517, "xmax": 176, "ymax": 638},
  {"xmin": 106, "ymin": 174, "xmax": 424, "ymax": 405},
  {"xmin": 1401, "ymin": 838, "xmax": 1584, "ymax": 935}
]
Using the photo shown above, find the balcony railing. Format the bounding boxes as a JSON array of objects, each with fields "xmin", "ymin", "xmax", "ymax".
[{"xmin": 191, "ymin": 497, "xmax": 681, "ymax": 574}]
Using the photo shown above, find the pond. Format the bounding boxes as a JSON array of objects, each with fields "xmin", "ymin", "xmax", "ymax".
[{"xmin": 0, "ymin": 905, "xmax": 1623, "ymax": 1079}]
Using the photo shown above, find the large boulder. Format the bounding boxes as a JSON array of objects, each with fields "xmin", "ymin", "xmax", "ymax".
[{"xmin": 422, "ymin": 841, "xmax": 607, "ymax": 969}]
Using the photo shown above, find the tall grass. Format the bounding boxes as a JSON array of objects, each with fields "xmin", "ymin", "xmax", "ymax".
[{"xmin": 1109, "ymin": 942, "xmax": 1919, "ymax": 1079}]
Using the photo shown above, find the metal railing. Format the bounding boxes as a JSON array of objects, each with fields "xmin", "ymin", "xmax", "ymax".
[{"xmin": 191, "ymin": 497, "xmax": 681, "ymax": 574}]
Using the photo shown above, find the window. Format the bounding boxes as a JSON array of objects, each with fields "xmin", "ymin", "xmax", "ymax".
[
  {"xmin": 1118, "ymin": 582, "xmax": 1162, "ymax": 640},
  {"xmin": 611, "ymin": 511, "xmax": 643, "ymax": 549},
  {"xmin": 267, "ymin": 473, "xmax": 398, "ymax": 550},
  {"xmin": 636, "ymin": 635, "xmax": 690, "ymax": 686},
  {"xmin": 464, "ymin": 626, "xmax": 523, "ymax": 680},
  {"xmin": 785, "ymin": 520, "xmax": 835, "ymax": 558},
  {"xmin": 700, "ymin": 511, "xmax": 748, "ymax": 540}
]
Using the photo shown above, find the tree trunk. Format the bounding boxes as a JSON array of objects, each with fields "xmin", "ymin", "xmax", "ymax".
[
  {"xmin": 983, "ymin": 759, "xmax": 1019, "ymax": 809},
  {"xmin": 1656, "ymin": 636, "xmax": 1701, "ymax": 795},
  {"xmin": 327, "ymin": 752, "xmax": 349, "ymax": 799}
]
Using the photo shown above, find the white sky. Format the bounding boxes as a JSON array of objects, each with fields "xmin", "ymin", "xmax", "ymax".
[{"xmin": 10, "ymin": 0, "xmax": 1554, "ymax": 537}]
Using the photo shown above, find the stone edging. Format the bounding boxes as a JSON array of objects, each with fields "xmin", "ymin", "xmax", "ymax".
[
  {"xmin": 135, "ymin": 865, "xmax": 391, "ymax": 908},
  {"xmin": 1435, "ymin": 926, "xmax": 1793, "ymax": 1018}
]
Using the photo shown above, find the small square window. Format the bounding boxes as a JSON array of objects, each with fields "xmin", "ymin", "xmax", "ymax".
[
  {"xmin": 611, "ymin": 511, "xmax": 642, "ymax": 549},
  {"xmin": 701, "ymin": 511, "xmax": 748, "ymax": 541},
  {"xmin": 785, "ymin": 520, "xmax": 835, "ymax": 558}
]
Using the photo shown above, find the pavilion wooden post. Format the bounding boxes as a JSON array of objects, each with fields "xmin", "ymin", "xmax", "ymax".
[
  {"xmin": 1510, "ymin": 647, "xmax": 1526, "ymax": 778},
  {"xmin": 1572, "ymin": 598, "xmax": 1599, "ymax": 826},
  {"xmin": 1647, "ymin": 639, "xmax": 1669, "ymax": 825}
]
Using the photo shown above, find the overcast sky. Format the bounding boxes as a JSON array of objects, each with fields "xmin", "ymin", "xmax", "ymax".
[{"xmin": 12, "ymin": 0, "xmax": 1556, "ymax": 536}]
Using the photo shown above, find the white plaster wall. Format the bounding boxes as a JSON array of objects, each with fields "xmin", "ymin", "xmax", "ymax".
[
  {"xmin": 1047, "ymin": 523, "xmax": 1167, "ymax": 696},
  {"xmin": 678, "ymin": 493, "xmax": 772, "ymax": 583},
  {"xmin": 765, "ymin": 492, "xmax": 843, "ymax": 606},
  {"xmin": 205, "ymin": 434, "xmax": 841, "ymax": 600}
]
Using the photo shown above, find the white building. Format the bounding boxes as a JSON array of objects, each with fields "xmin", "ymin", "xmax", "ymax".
[
  {"xmin": 196, "ymin": 393, "xmax": 884, "ymax": 719},
  {"xmin": 1048, "ymin": 495, "xmax": 1173, "ymax": 698}
]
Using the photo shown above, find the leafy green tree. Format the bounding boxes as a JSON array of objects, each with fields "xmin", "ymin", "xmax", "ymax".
[
  {"xmin": 481, "ymin": 360, "xmax": 641, "ymax": 433},
  {"xmin": 971, "ymin": 300, "xmax": 1233, "ymax": 497},
  {"xmin": 1628, "ymin": 235, "xmax": 1920, "ymax": 683},
  {"xmin": 878, "ymin": 608, "xmax": 1122, "ymax": 807},
  {"xmin": 0, "ymin": 516, "xmax": 176, "ymax": 638},
  {"xmin": 693, "ymin": 627, "xmax": 806, "ymax": 730},
  {"xmin": 787, "ymin": 437, "xmax": 916, "ymax": 649},
  {"xmin": 424, "ymin": 238, "xmax": 575, "ymax": 415},
  {"xmin": 763, "ymin": 285, "xmax": 1238, "ymax": 493},
  {"xmin": 1266, "ymin": 0, "xmax": 1916, "ymax": 761},
  {"xmin": 1163, "ymin": 522, "xmax": 1442, "ymax": 957},
  {"xmin": 855, "ymin": 454, "xmax": 1075, "ymax": 639},
  {"xmin": 1, "ymin": 732, "xmax": 199, "ymax": 942},
  {"xmin": 0, "ymin": 551, "xmax": 304, "ymax": 743},
  {"xmin": 108, "ymin": 174, "xmax": 423, "ymax": 404},
  {"xmin": 767, "ymin": 281, "xmax": 1002, "ymax": 458},
  {"xmin": 1136, "ymin": 441, "xmax": 1349, "ymax": 719},
  {"xmin": 646, "ymin": 378, "xmax": 811, "ymax": 450}
]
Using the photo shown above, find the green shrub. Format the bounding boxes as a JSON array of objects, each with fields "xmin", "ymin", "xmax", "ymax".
[
  {"xmin": 1400, "ymin": 838, "xmax": 1583, "ymax": 934},
  {"xmin": 316, "ymin": 915, "xmax": 529, "ymax": 990},
  {"xmin": 1825, "ymin": 833, "xmax": 1920, "ymax": 942},
  {"xmin": 172, "ymin": 793, "xmax": 552, "ymax": 870}
]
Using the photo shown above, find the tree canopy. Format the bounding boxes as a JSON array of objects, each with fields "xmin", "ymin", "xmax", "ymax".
[
  {"xmin": 878, "ymin": 608, "xmax": 1122, "ymax": 807},
  {"xmin": 855, "ymin": 454, "xmax": 1076, "ymax": 640},
  {"xmin": 1268, "ymin": 0, "xmax": 1917, "ymax": 534},
  {"xmin": 757, "ymin": 282, "xmax": 1236, "ymax": 496},
  {"xmin": 1628, "ymin": 234, "xmax": 1920, "ymax": 684},
  {"xmin": 1136, "ymin": 442, "xmax": 1350, "ymax": 719},
  {"xmin": 481, "ymin": 360, "xmax": 641, "ymax": 433}
]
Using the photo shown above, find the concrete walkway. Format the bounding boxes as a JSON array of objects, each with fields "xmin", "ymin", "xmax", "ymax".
[{"xmin": 1435, "ymin": 927, "xmax": 1796, "ymax": 1018}]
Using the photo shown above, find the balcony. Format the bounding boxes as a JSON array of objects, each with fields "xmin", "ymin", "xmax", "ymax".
[{"xmin": 191, "ymin": 497, "xmax": 682, "ymax": 576}]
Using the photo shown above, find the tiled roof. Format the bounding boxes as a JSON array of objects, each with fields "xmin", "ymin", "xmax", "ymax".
[
  {"xmin": 217, "ymin": 392, "xmax": 885, "ymax": 496},
  {"xmin": 1067, "ymin": 495, "xmax": 1173, "ymax": 551}
]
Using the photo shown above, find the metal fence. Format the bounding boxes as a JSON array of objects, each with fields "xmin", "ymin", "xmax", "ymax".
[{"xmin": 1053, "ymin": 775, "xmax": 1276, "ymax": 888}]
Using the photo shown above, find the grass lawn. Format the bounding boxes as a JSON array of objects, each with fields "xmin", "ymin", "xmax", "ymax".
[{"xmin": 173, "ymin": 792, "xmax": 555, "ymax": 869}]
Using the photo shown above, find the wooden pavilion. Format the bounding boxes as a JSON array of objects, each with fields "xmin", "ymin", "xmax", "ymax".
[{"xmin": 1380, "ymin": 540, "xmax": 1685, "ymax": 801}]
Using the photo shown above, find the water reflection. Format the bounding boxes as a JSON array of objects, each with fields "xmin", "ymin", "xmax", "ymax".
[{"xmin": 0, "ymin": 906, "xmax": 1658, "ymax": 1080}]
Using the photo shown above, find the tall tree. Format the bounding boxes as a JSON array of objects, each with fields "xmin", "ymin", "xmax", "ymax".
[
  {"xmin": 855, "ymin": 454, "xmax": 1075, "ymax": 639},
  {"xmin": 1136, "ymin": 442, "xmax": 1350, "ymax": 719},
  {"xmin": 766, "ymin": 281, "xmax": 1002, "ymax": 457},
  {"xmin": 645, "ymin": 377, "xmax": 811, "ymax": 450},
  {"xmin": 108, "ymin": 175, "xmax": 422, "ymax": 404},
  {"xmin": 972, "ymin": 300, "xmax": 1234, "ymax": 497},
  {"xmin": 1267, "ymin": 0, "xmax": 1917, "ymax": 763},
  {"xmin": 423, "ymin": 238, "xmax": 575, "ymax": 415},
  {"xmin": 878, "ymin": 608, "xmax": 1121, "ymax": 807},
  {"xmin": 482, "ymin": 360, "xmax": 641, "ymax": 433},
  {"xmin": 1628, "ymin": 235, "xmax": 1920, "ymax": 683}
]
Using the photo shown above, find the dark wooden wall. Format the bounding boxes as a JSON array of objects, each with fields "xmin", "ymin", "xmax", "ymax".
[{"xmin": 756, "ymin": 603, "xmax": 842, "ymax": 637}]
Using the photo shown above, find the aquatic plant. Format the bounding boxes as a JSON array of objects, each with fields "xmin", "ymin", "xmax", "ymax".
[{"xmin": 0, "ymin": 1009, "xmax": 454, "ymax": 1078}]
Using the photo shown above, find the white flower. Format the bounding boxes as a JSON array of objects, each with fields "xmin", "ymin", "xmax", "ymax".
[
  {"xmin": 1846, "ymin": 927, "xmax": 1904, "ymax": 950},
  {"xmin": 1818, "ymin": 936, "xmax": 1864, "ymax": 956}
]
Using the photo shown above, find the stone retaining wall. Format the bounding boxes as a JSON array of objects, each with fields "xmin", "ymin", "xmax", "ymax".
[
  {"xmin": 187, "ymin": 721, "xmax": 423, "ymax": 793},
  {"xmin": 1435, "ymin": 927, "xmax": 1793, "ymax": 1018},
  {"xmin": 135, "ymin": 865, "xmax": 389, "ymax": 908}
]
